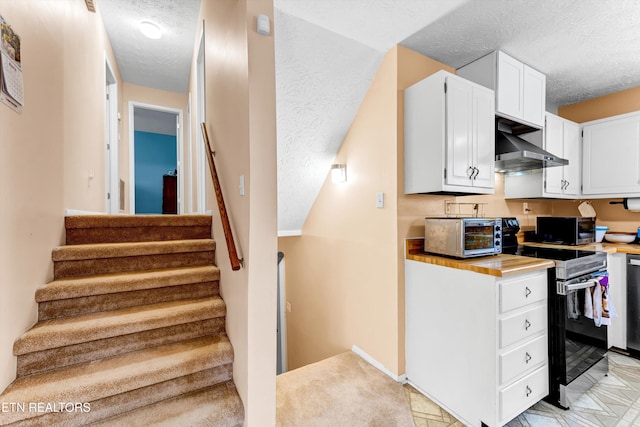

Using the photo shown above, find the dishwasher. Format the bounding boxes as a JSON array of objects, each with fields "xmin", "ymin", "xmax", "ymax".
[{"xmin": 627, "ymin": 255, "xmax": 640, "ymax": 354}]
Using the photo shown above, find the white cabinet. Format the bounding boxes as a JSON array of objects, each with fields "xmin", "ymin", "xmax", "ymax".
[
  {"xmin": 582, "ymin": 111, "xmax": 640, "ymax": 196},
  {"xmin": 404, "ymin": 70, "xmax": 495, "ymax": 195},
  {"xmin": 406, "ymin": 261, "xmax": 549, "ymax": 426},
  {"xmin": 504, "ymin": 113, "xmax": 580, "ymax": 199},
  {"xmin": 544, "ymin": 113, "xmax": 580, "ymax": 196},
  {"xmin": 458, "ymin": 50, "xmax": 546, "ymax": 129}
]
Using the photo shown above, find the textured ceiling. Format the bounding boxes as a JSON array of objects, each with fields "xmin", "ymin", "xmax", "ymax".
[
  {"xmin": 98, "ymin": 0, "xmax": 201, "ymax": 93},
  {"xmin": 98, "ymin": 0, "xmax": 640, "ymax": 234},
  {"xmin": 401, "ymin": 0, "xmax": 640, "ymax": 107}
]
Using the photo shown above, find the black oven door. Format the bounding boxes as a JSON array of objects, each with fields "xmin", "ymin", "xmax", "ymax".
[{"xmin": 547, "ymin": 275, "xmax": 608, "ymax": 408}]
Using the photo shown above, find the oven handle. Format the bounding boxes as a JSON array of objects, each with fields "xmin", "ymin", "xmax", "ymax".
[{"xmin": 563, "ymin": 278, "xmax": 600, "ymax": 293}]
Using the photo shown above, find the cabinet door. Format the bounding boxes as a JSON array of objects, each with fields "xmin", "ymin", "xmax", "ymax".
[
  {"xmin": 544, "ymin": 114, "xmax": 565, "ymax": 195},
  {"xmin": 472, "ymin": 86, "xmax": 495, "ymax": 189},
  {"xmin": 583, "ymin": 116, "xmax": 640, "ymax": 195},
  {"xmin": 523, "ymin": 66, "xmax": 546, "ymax": 127},
  {"xmin": 562, "ymin": 120, "xmax": 580, "ymax": 196},
  {"xmin": 445, "ymin": 77, "xmax": 474, "ymax": 187},
  {"xmin": 496, "ymin": 52, "xmax": 524, "ymax": 121}
]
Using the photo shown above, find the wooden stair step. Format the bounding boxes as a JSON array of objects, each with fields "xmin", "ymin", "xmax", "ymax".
[
  {"xmin": 89, "ymin": 381, "xmax": 244, "ymax": 427},
  {"xmin": 14, "ymin": 297, "xmax": 225, "ymax": 356},
  {"xmin": 0, "ymin": 336, "xmax": 233, "ymax": 426}
]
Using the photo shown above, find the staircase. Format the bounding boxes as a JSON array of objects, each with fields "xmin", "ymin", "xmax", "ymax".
[{"xmin": 0, "ymin": 215, "xmax": 244, "ymax": 426}]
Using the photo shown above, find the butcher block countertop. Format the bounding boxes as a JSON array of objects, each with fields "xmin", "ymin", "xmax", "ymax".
[
  {"xmin": 405, "ymin": 238, "xmax": 554, "ymax": 277},
  {"xmin": 521, "ymin": 241, "xmax": 640, "ymax": 255}
]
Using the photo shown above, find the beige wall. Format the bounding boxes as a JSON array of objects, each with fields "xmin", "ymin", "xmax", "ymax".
[
  {"xmin": 189, "ymin": 0, "xmax": 277, "ymax": 424},
  {"xmin": 0, "ymin": 0, "xmax": 121, "ymax": 391},
  {"xmin": 559, "ymin": 86, "xmax": 640, "ymax": 124},
  {"xmin": 120, "ymin": 83, "xmax": 188, "ymax": 213}
]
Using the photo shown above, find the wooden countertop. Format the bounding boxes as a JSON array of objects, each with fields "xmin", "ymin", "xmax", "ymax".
[
  {"xmin": 405, "ymin": 239, "xmax": 554, "ymax": 277},
  {"xmin": 521, "ymin": 241, "xmax": 640, "ymax": 255}
]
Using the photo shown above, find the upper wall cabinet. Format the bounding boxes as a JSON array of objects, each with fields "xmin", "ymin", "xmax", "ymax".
[
  {"xmin": 504, "ymin": 113, "xmax": 580, "ymax": 199},
  {"xmin": 582, "ymin": 111, "xmax": 640, "ymax": 197},
  {"xmin": 404, "ymin": 70, "xmax": 495, "ymax": 195},
  {"xmin": 458, "ymin": 51, "xmax": 546, "ymax": 129}
]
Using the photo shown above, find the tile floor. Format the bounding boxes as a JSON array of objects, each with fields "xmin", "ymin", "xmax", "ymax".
[{"xmin": 403, "ymin": 351, "xmax": 640, "ymax": 426}]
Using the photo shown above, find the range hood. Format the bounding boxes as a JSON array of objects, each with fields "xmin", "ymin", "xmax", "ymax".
[{"xmin": 495, "ymin": 131, "xmax": 568, "ymax": 173}]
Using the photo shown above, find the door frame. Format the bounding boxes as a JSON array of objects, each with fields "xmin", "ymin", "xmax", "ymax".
[
  {"xmin": 128, "ymin": 101, "xmax": 184, "ymax": 214},
  {"xmin": 196, "ymin": 25, "xmax": 206, "ymax": 213},
  {"xmin": 105, "ymin": 53, "xmax": 119, "ymax": 213}
]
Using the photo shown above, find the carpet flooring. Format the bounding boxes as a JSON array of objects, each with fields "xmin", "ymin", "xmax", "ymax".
[{"xmin": 276, "ymin": 352, "xmax": 415, "ymax": 426}]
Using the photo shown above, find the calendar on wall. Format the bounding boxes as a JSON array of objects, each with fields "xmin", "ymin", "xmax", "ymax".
[{"xmin": 0, "ymin": 14, "xmax": 23, "ymax": 113}]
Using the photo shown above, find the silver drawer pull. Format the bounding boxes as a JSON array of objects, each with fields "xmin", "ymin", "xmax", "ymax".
[
  {"xmin": 525, "ymin": 286, "xmax": 531, "ymax": 298},
  {"xmin": 524, "ymin": 319, "xmax": 531, "ymax": 330},
  {"xmin": 525, "ymin": 352, "xmax": 532, "ymax": 364},
  {"xmin": 526, "ymin": 385, "xmax": 532, "ymax": 397}
]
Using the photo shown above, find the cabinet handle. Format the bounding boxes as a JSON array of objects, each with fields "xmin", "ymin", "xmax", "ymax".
[
  {"xmin": 525, "ymin": 286, "xmax": 531, "ymax": 298},
  {"xmin": 526, "ymin": 385, "xmax": 532, "ymax": 397},
  {"xmin": 468, "ymin": 166, "xmax": 474, "ymax": 179},
  {"xmin": 565, "ymin": 180, "xmax": 570, "ymax": 190},
  {"xmin": 473, "ymin": 167, "xmax": 479, "ymax": 179},
  {"xmin": 525, "ymin": 352, "xmax": 532, "ymax": 364},
  {"xmin": 524, "ymin": 319, "xmax": 531, "ymax": 330}
]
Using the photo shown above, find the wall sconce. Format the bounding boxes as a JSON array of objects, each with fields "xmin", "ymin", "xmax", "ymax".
[{"xmin": 331, "ymin": 164, "xmax": 347, "ymax": 184}]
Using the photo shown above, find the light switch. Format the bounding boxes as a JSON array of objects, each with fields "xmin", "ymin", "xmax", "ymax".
[
  {"xmin": 239, "ymin": 175, "xmax": 245, "ymax": 196},
  {"xmin": 376, "ymin": 192, "xmax": 384, "ymax": 208}
]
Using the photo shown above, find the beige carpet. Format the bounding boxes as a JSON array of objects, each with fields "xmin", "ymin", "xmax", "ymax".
[{"xmin": 276, "ymin": 352, "xmax": 415, "ymax": 426}]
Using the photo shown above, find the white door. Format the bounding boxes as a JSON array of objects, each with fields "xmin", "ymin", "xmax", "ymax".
[
  {"xmin": 522, "ymin": 65, "xmax": 545, "ymax": 127},
  {"xmin": 196, "ymin": 28, "xmax": 206, "ymax": 213},
  {"xmin": 471, "ymin": 85, "xmax": 495, "ymax": 189},
  {"xmin": 583, "ymin": 115, "xmax": 640, "ymax": 194},
  {"xmin": 544, "ymin": 114, "xmax": 564, "ymax": 195},
  {"xmin": 496, "ymin": 51, "xmax": 524, "ymax": 121},
  {"xmin": 105, "ymin": 56, "xmax": 119, "ymax": 213},
  {"xmin": 445, "ymin": 77, "xmax": 473, "ymax": 187},
  {"xmin": 562, "ymin": 120, "xmax": 580, "ymax": 196}
]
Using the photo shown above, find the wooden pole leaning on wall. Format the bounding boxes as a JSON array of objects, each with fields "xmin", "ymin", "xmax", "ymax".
[{"xmin": 201, "ymin": 123, "xmax": 243, "ymax": 271}]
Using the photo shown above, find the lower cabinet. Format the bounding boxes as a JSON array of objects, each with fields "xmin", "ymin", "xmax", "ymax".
[{"xmin": 406, "ymin": 261, "xmax": 549, "ymax": 426}]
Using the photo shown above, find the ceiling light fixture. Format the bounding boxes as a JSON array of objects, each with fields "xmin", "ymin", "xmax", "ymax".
[{"xmin": 140, "ymin": 21, "xmax": 162, "ymax": 40}]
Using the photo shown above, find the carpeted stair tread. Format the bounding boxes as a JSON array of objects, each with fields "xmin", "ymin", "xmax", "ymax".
[
  {"xmin": 36, "ymin": 266, "xmax": 220, "ymax": 302},
  {"xmin": 52, "ymin": 239, "xmax": 216, "ymax": 262},
  {"xmin": 89, "ymin": 382, "xmax": 244, "ymax": 427},
  {"xmin": 0, "ymin": 335, "xmax": 233, "ymax": 426},
  {"xmin": 14, "ymin": 297, "xmax": 225, "ymax": 355},
  {"xmin": 66, "ymin": 214, "xmax": 212, "ymax": 229}
]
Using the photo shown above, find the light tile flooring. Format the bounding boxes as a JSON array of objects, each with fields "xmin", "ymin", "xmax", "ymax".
[{"xmin": 403, "ymin": 351, "xmax": 640, "ymax": 426}]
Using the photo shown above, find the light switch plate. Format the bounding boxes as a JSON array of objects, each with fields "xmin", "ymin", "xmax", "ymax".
[{"xmin": 376, "ymin": 192, "xmax": 384, "ymax": 208}]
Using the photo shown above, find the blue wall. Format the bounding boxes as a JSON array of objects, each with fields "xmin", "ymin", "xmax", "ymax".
[{"xmin": 134, "ymin": 131, "xmax": 176, "ymax": 214}]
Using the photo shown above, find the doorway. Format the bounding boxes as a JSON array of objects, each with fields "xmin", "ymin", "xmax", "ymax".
[{"xmin": 128, "ymin": 102, "xmax": 184, "ymax": 215}]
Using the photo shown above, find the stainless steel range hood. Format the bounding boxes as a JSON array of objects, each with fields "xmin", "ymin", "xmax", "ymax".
[{"xmin": 495, "ymin": 131, "xmax": 568, "ymax": 173}]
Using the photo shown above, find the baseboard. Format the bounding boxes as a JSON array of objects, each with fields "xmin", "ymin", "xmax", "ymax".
[
  {"xmin": 278, "ymin": 230, "xmax": 302, "ymax": 237},
  {"xmin": 65, "ymin": 209, "xmax": 106, "ymax": 216},
  {"xmin": 351, "ymin": 345, "xmax": 406, "ymax": 383}
]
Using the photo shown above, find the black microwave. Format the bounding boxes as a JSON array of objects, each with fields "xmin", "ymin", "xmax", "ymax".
[{"xmin": 536, "ymin": 216, "xmax": 596, "ymax": 245}]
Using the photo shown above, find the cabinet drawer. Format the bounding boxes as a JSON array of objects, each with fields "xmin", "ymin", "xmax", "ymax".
[
  {"xmin": 499, "ymin": 273, "xmax": 547, "ymax": 313},
  {"xmin": 500, "ymin": 365, "xmax": 548, "ymax": 423},
  {"xmin": 500, "ymin": 305, "xmax": 546, "ymax": 348},
  {"xmin": 500, "ymin": 335, "xmax": 547, "ymax": 385}
]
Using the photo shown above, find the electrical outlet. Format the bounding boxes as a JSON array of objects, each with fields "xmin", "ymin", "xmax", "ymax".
[{"xmin": 286, "ymin": 302, "xmax": 291, "ymax": 313}]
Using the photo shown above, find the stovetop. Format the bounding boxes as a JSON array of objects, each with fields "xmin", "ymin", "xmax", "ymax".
[
  {"xmin": 514, "ymin": 245, "xmax": 601, "ymax": 261},
  {"xmin": 509, "ymin": 245, "xmax": 607, "ymax": 280}
]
